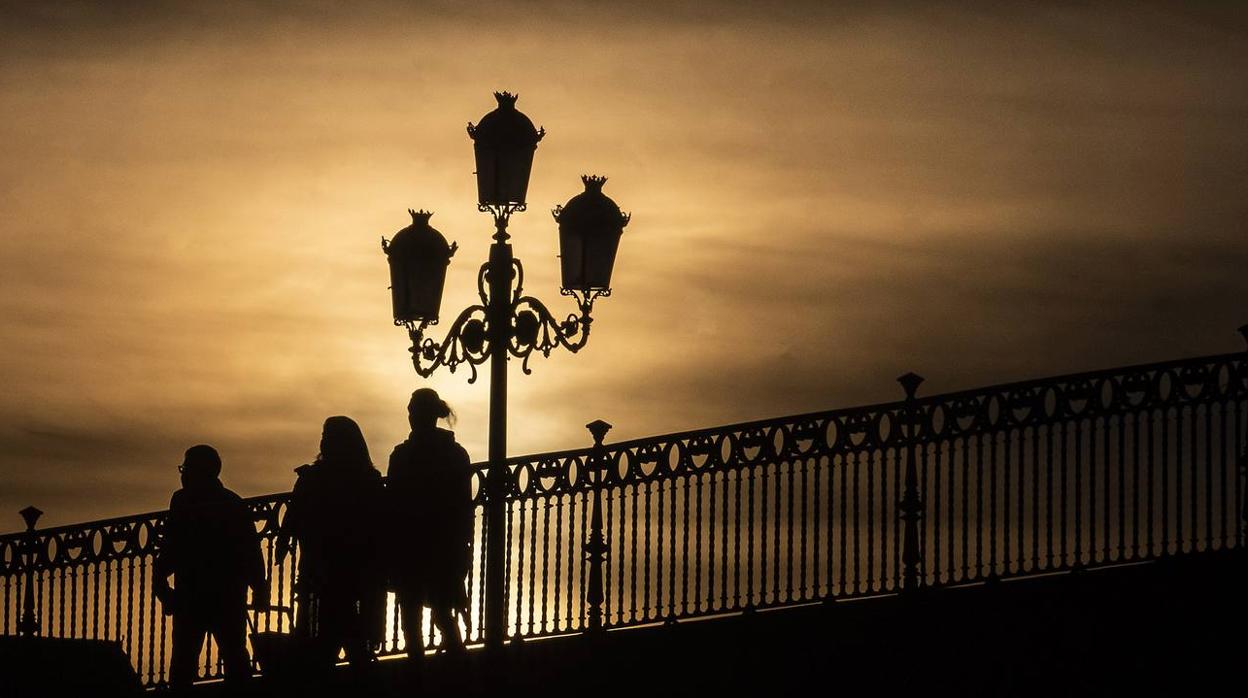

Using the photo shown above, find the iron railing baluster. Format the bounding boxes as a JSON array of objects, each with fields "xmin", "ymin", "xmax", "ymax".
[
  {"xmin": 811, "ymin": 456, "xmax": 821, "ymax": 599},
  {"xmin": 1161, "ymin": 406, "xmax": 1170, "ymax": 556},
  {"xmin": 839, "ymin": 453, "xmax": 847, "ymax": 597},
  {"xmin": 1132, "ymin": 410, "xmax": 1142, "ymax": 560},
  {"xmin": 527, "ymin": 497, "xmax": 538, "ymax": 637},
  {"xmin": 644, "ymin": 479, "xmax": 653, "ymax": 619},
  {"xmin": 1075, "ymin": 417, "xmax": 1085, "ymax": 568},
  {"xmin": 852, "ymin": 450, "xmax": 861, "ymax": 594},
  {"xmin": 799, "ymin": 458, "xmax": 809, "ymax": 599},
  {"xmin": 706, "ymin": 469, "xmax": 717, "ymax": 611},
  {"xmin": 540, "ymin": 494, "xmax": 551, "ymax": 634},
  {"xmin": 989, "ymin": 429, "xmax": 999, "ymax": 577},
  {"xmin": 1219, "ymin": 401, "xmax": 1230, "ymax": 548},
  {"xmin": 1120, "ymin": 412, "xmax": 1132, "ymax": 561},
  {"xmin": 771, "ymin": 460, "xmax": 781, "ymax": 602},
  {"xmin": 933, "ymin": 440, "xmax": 943, "ymax": 583},
  {"xmin": 1003, "ymin": 428, "xmax": 1013, "ymax": 575},
  {"xmin": 668, "ymin": 472, "xmax": 677, "ymax": 621},
  {"xmin": 745, "ymin": 462, "xmax": 756, "ymax": 608},
  {"xmin": 1175, "ymin": 404, "xmax": 1185, "ymax": 554},
  {"xmin": 962, "ymin": 436, "xmax": 971, "ymax": 580},
  {"xmin": 1191, "ymin": 402, "xmax": 1201, "ymax": 552},
  {"xmin": 866, "ymin": 450, "xmax": 875, "ymax": 593},
  {"xmin": 690, "ymin": 470, "xmax": 700, "ymax": 615},
  {"xmin": 630, "ymin": 483, "xmax": 640, "ymax": 622}
]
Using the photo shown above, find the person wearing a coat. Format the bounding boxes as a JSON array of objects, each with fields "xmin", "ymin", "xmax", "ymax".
[
  {"xmin": 277, "ymin": 416, "xmax": 387, "ymax": 669},
  {"xmin": 155, "ymin": 444, "xmax": 268, "ymax": 689},
  {"xmin": 387, "ymin": 388, "xmax": 474, "ymax": 661}
]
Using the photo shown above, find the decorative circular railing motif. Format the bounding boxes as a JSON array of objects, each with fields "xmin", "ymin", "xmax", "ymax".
[{"xmin": 480, "ymin": 351, "xmax": 1247, "ymax": 500}]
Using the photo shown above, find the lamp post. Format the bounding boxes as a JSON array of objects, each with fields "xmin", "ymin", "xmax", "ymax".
[{"xmin": 382, "ymin": 92, "xmax": 629, "ymax": 648}]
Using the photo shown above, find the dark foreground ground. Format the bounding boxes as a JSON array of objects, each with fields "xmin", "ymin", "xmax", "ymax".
[{"xmin": 8, "ymin": 550, "xmax": 1245, "ymax": 697}]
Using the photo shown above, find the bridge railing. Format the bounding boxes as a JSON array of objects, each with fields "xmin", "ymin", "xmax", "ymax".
[
  {"xmin": 495, "ymin": 348, "xmax": 1248, "ymax": 636},
  {"xmin": 3, "ymin": 345, "xmax": 1246, "ymax": 687}
]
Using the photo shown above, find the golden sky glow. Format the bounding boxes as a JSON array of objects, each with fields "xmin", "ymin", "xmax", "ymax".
[{"xmin": 2, "ymin": 1, "xmax": 1247, "ymax": 525}]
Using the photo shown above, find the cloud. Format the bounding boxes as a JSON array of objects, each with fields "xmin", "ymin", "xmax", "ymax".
[{"xmin": 2, "ymin": 1, "xmax": 1247, "ymax": 527}]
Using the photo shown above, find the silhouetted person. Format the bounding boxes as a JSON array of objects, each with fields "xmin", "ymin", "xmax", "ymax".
[
  {"xmin": 387, "ymin": 389, "xmax": 473, "ymax": 661},
  {"xmin": 276, "ymin": 416, "xmax": 387, "ymax": 671},
  {"xmin": 154, "ymin": 445, "xmax": 267, "ymax": 690}
]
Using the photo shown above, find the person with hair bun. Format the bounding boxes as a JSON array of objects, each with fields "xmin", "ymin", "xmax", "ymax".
[{"xmin": 387, "ymin": 388, "xmax": 473, "ymax": 662}]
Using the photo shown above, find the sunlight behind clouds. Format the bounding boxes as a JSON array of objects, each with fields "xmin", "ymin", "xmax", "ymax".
[{"xmin": 1, "ymin": 1, "xmax": 1246, "ymax": 525}]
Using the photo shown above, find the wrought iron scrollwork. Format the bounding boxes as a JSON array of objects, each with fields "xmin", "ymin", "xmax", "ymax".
[
  {"xmin": 508, "ymin": 289, "xmax": 606, "ymax": 375},
  {"xmin": 478, "ymin": 202, "xmax": 527, "ymax": 218},
  {"xmin": 402, "ymin": 262, "xmax": 493, "ymax": 381},
  {"xmin": 407, "ymin": 255, "xmax": 608, "ymax": 380},
  {"xmin": 405, "ymin": 304, "xmax": 491, "ymax": 382}
]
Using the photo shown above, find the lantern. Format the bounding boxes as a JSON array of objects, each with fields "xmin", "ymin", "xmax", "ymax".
[
  {"xmin": 553, "ymin": 176, "xmax": 629, "ymax": 291},
  {"xmin": 382, "ymin": 209, "xmax": 457, "ymax": 323},
  {"xmin": 467, "ymin": 92, "xmax": 545, "ymax": 208}
]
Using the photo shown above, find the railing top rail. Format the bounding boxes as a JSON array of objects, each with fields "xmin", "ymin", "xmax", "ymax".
[
  {"xmin": 493, "ymin": 349, "xmax": 1246, "ymax": 466},
  {"xmin": 4, "ymin": 348, "xmax": 1243, "ymax": 542},
  {"xmin": 910, "ymin": 349, "xmax": 1245, "ymax": 407},
  {"xmin": 0, "ymin": 492, "xmax": 291, "ymax": 548}
]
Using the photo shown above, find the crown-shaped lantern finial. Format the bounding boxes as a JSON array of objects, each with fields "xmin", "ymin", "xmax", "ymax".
[
  {"xmin": 493, "ymin": 91, "xmax": 518, "ymax": 108},
  {"xmin": 408, "ymin": 209, "xmax": 433, "ymax": 224},
  {"xmin": 581, "ymin": 175, "xmax": 607, "ymax": 193}
]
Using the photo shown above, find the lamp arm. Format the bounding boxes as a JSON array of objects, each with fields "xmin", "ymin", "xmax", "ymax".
[
  {"xmin": 476, "ymin": 262, "xmax": 491, "ymax": 306},
  {"xmin": 405, "ymin": 303, "xmax": 492, "ymax": 382},
  {"xmin": 506, "ymin": 288, "xmax": 609, "ymax": 375}
]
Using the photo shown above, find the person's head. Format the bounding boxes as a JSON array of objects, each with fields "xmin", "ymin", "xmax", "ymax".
[
  {"xmin": 408, "ymin": 388, "xmax": 453, "ymax": 432},
  {"xmin": 179, "ymin": 444, "xmax": 221, "ymax": 488},
  {"xmin": 318, "ymin": 415, "xmax": 373, "ymax": 469}
]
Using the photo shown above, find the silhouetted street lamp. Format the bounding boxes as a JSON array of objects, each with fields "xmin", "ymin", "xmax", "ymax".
[{"xmin": 382, "ymin": 92, "xmax": 629, "ymax": 648}]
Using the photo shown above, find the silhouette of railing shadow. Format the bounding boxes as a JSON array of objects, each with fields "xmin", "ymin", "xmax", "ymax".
[{"xmin": 2, "ymin": 343, "xmax": 1246, "ymax": 688}]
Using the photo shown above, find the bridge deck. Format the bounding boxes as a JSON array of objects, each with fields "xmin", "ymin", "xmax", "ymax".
[{"xmin": 181, "ymin": 549, "xmax": 1243, "ymax": 697}]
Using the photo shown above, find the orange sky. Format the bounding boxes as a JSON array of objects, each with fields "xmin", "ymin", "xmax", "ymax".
[{"xmin": 2, "ymin": 1, "xmax": 1247, "ymax": 527}]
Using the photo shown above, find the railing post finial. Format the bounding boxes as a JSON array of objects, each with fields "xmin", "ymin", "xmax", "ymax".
[
  {"xmin": 584, "ymin": 420, "xmax": 612, "ymax": 633},
  {"xmin": 18, "ymin": 506, "xmax": 43, "ymax": 637},
  {"xmin": 897, "ymin": 374, "xmax": 925, "ymax": 593},
  {"xmin": 897, "ymin": 372, "xmax": 925, "ymax": 400},
  {"xmin": 587, "ymin": 419, "xmax": 612, "ymax": 446}
]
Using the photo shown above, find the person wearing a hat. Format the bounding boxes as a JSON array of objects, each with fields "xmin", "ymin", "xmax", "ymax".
[{"xmin": 154, "ymin": 444, "xmax": 268, "ymax": 689}]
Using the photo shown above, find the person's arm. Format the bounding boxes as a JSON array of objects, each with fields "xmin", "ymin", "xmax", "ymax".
[
  {"xmin": 152, "ymin": 493, "xmax": 181, "ymax": 613},
  {"xmin": 248, "ymin": 536, "xmax": 270, "ymax": 610},
  {"xmin": 275, "ymin": 468, "xmax": 307, "ymax": 563},
  {"xmin": 233, "ymin": 496, "xmax": 270, "ymax": 609},
  {"xmin": 453, "ymin": 445, "xmax": 475, "ymax": 546},
  {"xmin": 386, "ymin": 445, "xmax": 406, "ymax": 489}
]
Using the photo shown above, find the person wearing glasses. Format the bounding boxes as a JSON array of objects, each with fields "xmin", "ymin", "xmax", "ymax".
[{"xmin": 154, "ymin": 444, "xmax": 268, "ymax": 690}]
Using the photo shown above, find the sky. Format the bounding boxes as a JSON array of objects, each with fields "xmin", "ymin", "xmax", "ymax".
[{"xmin": 1, "ymin": 1, "xmax": 1246, "ymax": 527}]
